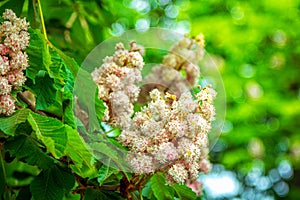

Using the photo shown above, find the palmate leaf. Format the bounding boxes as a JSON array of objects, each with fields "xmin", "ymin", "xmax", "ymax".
[
  {"xmin": 25, "ymin": 29, "xmax": 64, "ymax": 117},
  {"xmin": 0, "ymin": 108, "xmax": 30, "ymax": 136},
  {"xmin": 26, "ymin": 33, "xmax": 79, "ymax": 120},
  {"xmin": 30, "ymin": 165, "xmax": 75, "ymax": 200},
  {"xmin": 27, "ymin": 112, "xmax": 67, "ymax": 159},
  {"xmin": 48, "ymin": 48, "xmax": 77, "ymax": 128},
  {"xmin": 65, "ymin": 126, "xmax": 97, "ymax": 178},
  {"xmin": 150, "ymin": 173, "xmax": 174, "ymax": 200},
  {"xmin": 5, "ymin": 135, "xmax": 54, "ymax": 170}
]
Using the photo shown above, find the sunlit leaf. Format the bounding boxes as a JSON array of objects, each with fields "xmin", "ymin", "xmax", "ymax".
[
  {"xmin": 150, "ymin": 173, "xmax": 174, "ymax": 200},
  {"xmin": 27, "ymin": 112, "xmax": 67, "ymax": 159},
  {"xmin": 172, "ymin": 184, "xmax": 197, "ymax": 200}
]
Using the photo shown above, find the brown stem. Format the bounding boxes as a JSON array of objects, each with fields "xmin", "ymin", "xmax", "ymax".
[
  {"xmin": 18, "ymin": 92, "xmax": 62, "ymax": 120},
  {"xmin": 99, "ymin": 185, "xmax": 120, "ymax": 191},
  {"xmin": 17, "ymin": 92, "xmax": 47, "ymax": 116}
]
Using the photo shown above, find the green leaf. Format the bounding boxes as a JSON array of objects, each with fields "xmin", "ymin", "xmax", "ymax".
[
  {"xmin": 0, "ymin": 0, "xmax": 25, "ymax": 16},
  {"xmin": 97, "ymin": 161, "xmax": 116, "ymax": 186},
  {"xmin": 0, "ymin": 152, "xmax": 6, "ymax": 197},
  {"xmin": 52, "ymin": 166, "xmax": 75, "ymax": 192},
  {"xmin": 95, "ymin": 89, "xmax": 106, "ymax": 124},
  {"xmin": 17, "ymin": 186, "xmax": 31, "ymax": 200},
  {"xmin": 27, "ymin": 112, "xmax": 67, "ymax": 159},
  {"xmin": 89, "ymin": 142, "xmax": 129, "ymax": 171},
  {"xmin": 74, "ymin": 69, "xmax": 105, "ymax": 132},
  {"xmin": 30, "ymin": 165, "xmax": 75, "ymax": 200},
  {"xmin": 150, "ymin": 173, "xmax": 174, "ymax": 200},
  {"xmin": 5, "ymin": 135, "xmax": 54, "ymax": 170},
  {"xmin": 83, "ymin": 188, "xmax": 124, "ymax": 200},
  {"xmin": 130, "ymin": 191, "xmax": 141, "ymax": 200},
  {"xmin": 26, "ymin": 28, "xmax": 51, "ymax": 82},
  {"xmin": 142, "ymin": 182, "xmax": 156, "ymax": 200},
  {"xmin": 0, "ymin": 108, "xmax": 30, "ymax": 136},
  {"xmin": 65, "ymin": 125, "xmax": 97, "ymax": 178},
  {"xmin": 90, "ymin": 142, "xmax": 119, "ymax": 161},
  {"xmin": 172, "ymin": 184, "xmax": 197, "ymax": 200},
  {"xmin": 50, "ymin": 45, "xmax": 79, "ymax": 77},
  {"xmin": 63, "ymin": 193, "xmax": 81, "ymax": 200},
  {"xmin": 4, "ymin": 159, "xmax": 40, "ymax": 187},
  {"xmin": 27, "ymin": 0, "xmax": 38, "ymax": 29},
  {"xmin": 29, "ymin": 73, "xmax": 63, "ymax": 116},
  {"xmin": 48, "ymin": 48, "xmax": 77, "ymax": 128}
]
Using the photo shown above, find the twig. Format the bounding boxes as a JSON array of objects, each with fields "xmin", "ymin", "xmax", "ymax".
[
  {"xmin": 37, "ymin": 0, "xmax": 48, "ymax": 42},
  {"xmin": 99, "ymin": 185, "xmax": 120, "ymax": 191},
  {"xmin": 17, "ymin": 92, "xmax": 47, "ymax": 116}
]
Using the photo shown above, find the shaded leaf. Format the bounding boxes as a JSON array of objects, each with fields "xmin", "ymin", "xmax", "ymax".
[
  {"xmin": 17, "ymin": 186, "xmax": 31, "ymax": 200},
  {"xmin": 5, "ymin": 135, "xmax": 54, "ymax": 170},
  {"xmin": 83, "ymin": 188, "xmax": 124, "ymax": 200},
  {"xmin": 0, "ymin": 0, "xmax": 25, "ymax": 16},
  {"xmin": 26, "ymin": 29, "xmax": 51, "ymax": 82},
  {"xmin": 30, "ymin": 74, "xmax": 63, "ymax": 116},
  {"xmin": 63, "ymin": 193, "xmax": 81, "ymax": 200},
  {"xmin": 30, "ymin": 165, "xmax": 75, "ymax": 200},
  {"xmin": 27, "ymin": 0, "xmax": 38, "ymax": 28},
  {"xmin": 0, "ymin": 152, "xmax": 6, "ymax": 197},
  {"xmin": 0, "ymin": 109, "xmax": 30, "ymax": 136}
]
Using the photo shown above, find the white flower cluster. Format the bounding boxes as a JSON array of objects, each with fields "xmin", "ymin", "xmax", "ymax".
[
  {"xmin": 92, "ymin": 42, "xmax": 144, "ymax": 129},
  {"xmin": 118, "ymin": 86, "xmax": 216, "ymax": 184},
  {"xmin": 92, "ymin": 35, "xmax": 216, "ymax": 189},
  {"xmin": 143, "ymin": 34, "xmax": 205, "ymax": 91},
  {"xmin": 0, "ymin": 9, "xmax": 30, "ymax": 115}
]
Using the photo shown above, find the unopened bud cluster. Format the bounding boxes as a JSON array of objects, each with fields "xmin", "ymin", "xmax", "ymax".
[
  {"xmin": 92, "ymin": 42, "xmax": 144, "ymax": 130},
  {"xmin": 0, "ymin": 9, "xmax": 29, "ymax": 115}
]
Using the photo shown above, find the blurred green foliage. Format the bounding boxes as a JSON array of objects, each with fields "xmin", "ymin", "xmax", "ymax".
[
  {"xmin": 1, "ymin": 0, "xmax": 299, "ymax": 199},
  {"xmin": 188, "ymin": 0, "xmax": 300, "ymax": 199}
]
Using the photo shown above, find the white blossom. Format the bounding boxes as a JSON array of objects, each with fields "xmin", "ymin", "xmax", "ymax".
[{"xmin": 0, "ymin": 9, "xmax": 30, "ymax": 116}]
